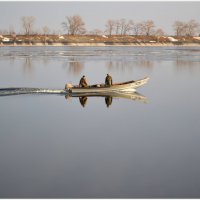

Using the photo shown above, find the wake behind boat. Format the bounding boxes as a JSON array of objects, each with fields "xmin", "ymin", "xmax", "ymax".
[
  {"xmin": 0, "ymin": 87, "xmax": 66, "ymax": 96},
  {"xmin": 65, "ymin": 77, "xmax": 149, "ymax": 94}
]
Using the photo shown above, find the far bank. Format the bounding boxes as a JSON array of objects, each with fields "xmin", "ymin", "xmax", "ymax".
[
  {"xmin": 1, "ymin": 42, "xmax": 200, "ymax": 47},
  {"xmin": 1, "ymin": 34, "xmax": 200, "ymax": 47}
]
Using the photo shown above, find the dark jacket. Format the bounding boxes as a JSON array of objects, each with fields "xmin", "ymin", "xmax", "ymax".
[
  {"xmin": 105, "ymin": 74, "xmax": 113, "ymax": 86},
  {"xmin": 79, "ymin": 76, "xmax": 88, "ymax": 87}
]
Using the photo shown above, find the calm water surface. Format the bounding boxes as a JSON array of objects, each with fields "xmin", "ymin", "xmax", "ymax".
[{"xmin": 0, "ymin": 46, "xmax": 200, "ymax": 198}]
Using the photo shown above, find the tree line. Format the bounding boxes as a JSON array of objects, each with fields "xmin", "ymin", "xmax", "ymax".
[{"xmin": 1, "ymin": 15, "xmax": 200, "ymax": 37}]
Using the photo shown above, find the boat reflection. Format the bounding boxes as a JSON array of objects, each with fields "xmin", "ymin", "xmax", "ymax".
[
  {"xmin": 65, "ymin": 91, "xmax": 148, "ymax": 108},
  {"xmin": 79, "ymin": 96, "xmax": 88, "ymax": 107},
  {"xmin": 79, "ymin": 96, "xmax": 113, "ymax": 107},
  {"xmin": 105, "ymin": 96, "xmax": 113, "ymax": 107}
]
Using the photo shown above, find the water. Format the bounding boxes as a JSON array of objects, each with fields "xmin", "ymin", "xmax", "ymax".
[{"xmin": 0, "ymin": 45, "xmax": 200, "ymax": 198}]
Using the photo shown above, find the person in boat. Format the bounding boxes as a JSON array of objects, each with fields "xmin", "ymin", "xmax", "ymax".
[
  {"xmin": 105, "ymin": 74, "xmax": 113, "ymax": 87},
  {"xmin": 105, "ymin": 96, "xmax": 113, "ymax": 107},
  {"xmin": 79, "ymin": 75, "xmax": 88, "ymax": 87},
  {"xmin": 79, "ymin": 96, "xmax": 88, "ymax": 107}
]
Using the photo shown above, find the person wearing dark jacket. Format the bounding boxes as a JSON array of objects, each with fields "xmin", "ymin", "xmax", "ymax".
[
  {"xmin": 79, "ymin": 75, "xmax": 88, "ymax": 87},
  {"xmin": 105, "ymin": 74, "xmax": 113, "ymax": 86}
]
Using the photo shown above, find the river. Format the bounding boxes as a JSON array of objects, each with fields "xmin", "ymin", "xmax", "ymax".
[{"xmin": 0, "ymin": 45, "xmax": 200, "ymax": 198}]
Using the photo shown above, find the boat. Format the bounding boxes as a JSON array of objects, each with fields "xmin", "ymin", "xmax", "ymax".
[
  {"xmin": 0, "ymin": 77, "xmax": 149, "ymax": 97},
  {"xmin": 65, "ymin": 77, "xmax": 149, "ymax": 94}
]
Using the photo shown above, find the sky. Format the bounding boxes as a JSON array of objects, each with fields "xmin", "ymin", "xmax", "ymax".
[{"xmin": 0, "ymin": 1, "xmax": 200, "ymax": 35}]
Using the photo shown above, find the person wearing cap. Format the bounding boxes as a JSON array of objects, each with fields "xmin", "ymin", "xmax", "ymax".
[
  {"xmin": 79, "ymin": 75, "xmax": 88, "ymax": 87},
  {"xmin": 105, "ymin": 74, "xmax": 113, "ymax": 86}
]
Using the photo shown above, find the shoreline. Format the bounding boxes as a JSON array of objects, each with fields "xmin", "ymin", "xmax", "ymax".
[{"xmin": 0, "ymin": 42, "xmax": 200, "ymax": 47}]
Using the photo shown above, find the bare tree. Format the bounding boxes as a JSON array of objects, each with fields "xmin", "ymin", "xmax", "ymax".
[
  {"xmin": 173, "ymin": 21, "xmax": 186, "ymax": 36},
  {"xmin": 62, "ymin": 15, "xmax": 86, "ymax": 35},
  {"xmin": 119, "ymin": 19, "xmax": 126, "ymax": 35},
  {"xmin": 140, "ymin": 20, "xmax": 155, "ymax": 36},
  {"xmin": 42, "ymin": 26, "xmax": 50, "ymax": 44},
  {"xmin": 21, "ymin": 16, "xmax": 35, "ymax": 35},
  {"xmin": 105, "ymin": 20, "xmax": 115, "ymax": 36},
  {"xmin": 90, "ymin": 29, "xmax": 103, "ymax": 36},
  {"xmin": 173, "ymin": 20, "xmax": 199, "ymax": 36},
  {"xmin": 154, "ymin": 28, "xmax": 165, "ymax": 36},
  {"xmin": 125, "ymin": 19, "xmax": 134, "ymax": 35},
  {"xmin": 43, "ymin": 26, "xmax": 50, "ymax": 35},
  {"xmin": 114, "ymin": 20, "xmax": 121, "ymax": 35},
  {"xmin": 186, "ymin": 19, "xmax": 199, "ymax": 36},
  {"xmin": 118, "ymin": 18, "xmax": 134, "ymax": 35},
  {"xmin": 132, "ymin": 22, "xmax": 143, "ymax": 36}
]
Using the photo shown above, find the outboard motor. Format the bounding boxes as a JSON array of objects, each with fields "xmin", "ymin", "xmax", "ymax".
[{"xmin": 65, "ymin": 83, "xmax": 73, "ymax": 92}]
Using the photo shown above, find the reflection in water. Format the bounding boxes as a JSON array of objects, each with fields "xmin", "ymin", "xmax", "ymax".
[
  {"xmin": 106, "ymin": 60, "xmax": 134, "ymax": 73},
  {"xmin": 65, "ymin": 92, "xmax": 148, "ymax": 108},
  {"xmin": 63, "ymin": 57, "xmax": 84, "ymax": 75},
  {"xmin": 21, "ymin": 57, "xmax": 49, "ymax": 75},
  {"xmin": 42, "ymin": 57, "xmax": 50, "ymax": 65},
  {"xmin": 79, "ymin": 96, "xmax": 113, "ymax": 108},
  {"xmin": 105, "ymin": 96, "xmax": 113, "ymax": 108},
  {"xmin": 175, "ymin": 59, "xmax": 200, "ymax": 73},
  {"xmin": 23, "ymin": 57, "xmax": 34, "ymax": 74},
  {"xmin": 1, "ymin": 47, "xmax": 200, "ymax": 78},
  {"xmin": 106, "ymin": 60, "xmax": 154, "ymax": 73},
  {"xmin": 79, "ymin": 96, "xmax": 88, "ymax": 107},
  {"xmin": 136, "ymin": 60, "xmax": 154, "ymax": 70}
]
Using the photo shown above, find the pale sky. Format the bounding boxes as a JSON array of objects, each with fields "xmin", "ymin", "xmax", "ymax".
[{"xmin": 0, "ymin": 1, "xmax": 200, "ymax": 35}]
